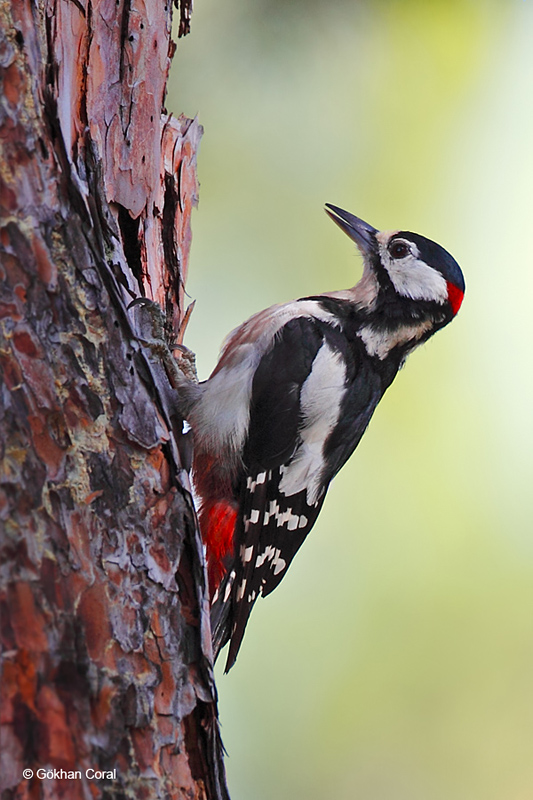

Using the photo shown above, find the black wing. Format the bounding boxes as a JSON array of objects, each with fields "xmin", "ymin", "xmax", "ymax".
[{"xmin": 212, "ymin": 312, "xmax": 383, "ymax": 670}]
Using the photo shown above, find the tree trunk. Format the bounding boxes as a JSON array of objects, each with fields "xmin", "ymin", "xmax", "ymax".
[{"xmin": 0, "ymin": 2, "xmax": 229, "ymax": 799}]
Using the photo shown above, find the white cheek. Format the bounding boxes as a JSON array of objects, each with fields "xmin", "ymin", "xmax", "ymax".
[{"xmin": 378, "ymin": 242, "xmax": 448, "ymax": 304}]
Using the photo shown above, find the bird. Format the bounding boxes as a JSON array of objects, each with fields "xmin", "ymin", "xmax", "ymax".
[{"xmin": 169, "ymin": 204, "xmax": 465, "ymax": 672}]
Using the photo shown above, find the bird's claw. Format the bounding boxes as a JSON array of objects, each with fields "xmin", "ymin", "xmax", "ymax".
[{"xmin": 129, "ymin": 298, "xmax": 198, "ymax": 385}]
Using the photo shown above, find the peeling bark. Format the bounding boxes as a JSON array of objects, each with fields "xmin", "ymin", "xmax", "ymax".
[{"xmin": 0, "ymin": 2, "xmax": 229, "ymax": 799}]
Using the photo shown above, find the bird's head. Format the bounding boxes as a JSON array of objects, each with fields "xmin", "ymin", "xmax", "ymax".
[{"xmin": 325, "ymin": 204, "xmax": 465, "ymax": 320}]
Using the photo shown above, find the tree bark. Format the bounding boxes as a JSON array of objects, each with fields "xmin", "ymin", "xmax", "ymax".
[{"xmin": 0, "ymin": 2, "xmax": 229, "ymax": 799}]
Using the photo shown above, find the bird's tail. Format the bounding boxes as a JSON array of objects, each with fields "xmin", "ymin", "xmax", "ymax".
[{"xmin": 210, "ymin": 570, "xmax": 236, "ymax": 666}]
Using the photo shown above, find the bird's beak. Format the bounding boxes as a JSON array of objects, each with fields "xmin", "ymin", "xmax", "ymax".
[{"xmin": 325, "ymin": 204, "xmax": 377, "ymax": 257}]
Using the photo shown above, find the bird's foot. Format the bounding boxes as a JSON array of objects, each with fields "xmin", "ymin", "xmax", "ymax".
[{"xmin": 129, "ymin": 298, "xmax": 198, "ymax": 386}]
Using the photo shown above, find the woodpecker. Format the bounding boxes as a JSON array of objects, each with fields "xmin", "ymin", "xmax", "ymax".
[{"xmin": 175, "ymin": 204, "xmax": 465, "ymax": 672}]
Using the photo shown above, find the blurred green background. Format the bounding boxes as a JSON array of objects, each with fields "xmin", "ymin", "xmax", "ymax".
[{"xmin": 168, "ymin": 1, "xmax": 533, "ymax": 798}]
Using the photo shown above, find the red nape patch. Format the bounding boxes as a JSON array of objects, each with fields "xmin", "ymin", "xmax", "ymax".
[
  {"xmin": 201, "ymin": 501, "xmax": 238, "ymax": 596},
  {"xmin": 447, "ymin": 281, "xmax": 464, "ymax": 316}
]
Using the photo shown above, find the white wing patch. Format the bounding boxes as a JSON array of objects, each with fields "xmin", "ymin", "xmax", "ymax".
[
  {"xmin": 191, "ymin": 300, "xmax": 341, "ymax": 463},
  {"xmin": 240, "ymin": 545, "xmax": 254, "ymax": 563},
  {"xmin": 278, "ymin": 341, "xmax": 346, "ymax": 505},
  {"xmin": 255, "ymin": 545, "xmax": 287, "ymax": 575},
  {"xmin": 247, "ymin": 471, "xmax": 267, "ymax": 491}
]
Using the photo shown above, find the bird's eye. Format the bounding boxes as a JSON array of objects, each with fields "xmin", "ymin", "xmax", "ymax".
[{"xmin": 389, "ymin": 240, "xmax": 411, "ymax": 259}]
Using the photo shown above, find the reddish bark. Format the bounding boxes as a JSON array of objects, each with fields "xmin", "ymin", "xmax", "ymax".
[{"xmin": 0, "ymin": 2, "xmax": 229, "ymax": 799}]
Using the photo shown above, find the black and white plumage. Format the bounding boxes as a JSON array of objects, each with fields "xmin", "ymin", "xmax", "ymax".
[{"xmin": 180, "ymin": 204, "xmax": 465, "ymax": 671}]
